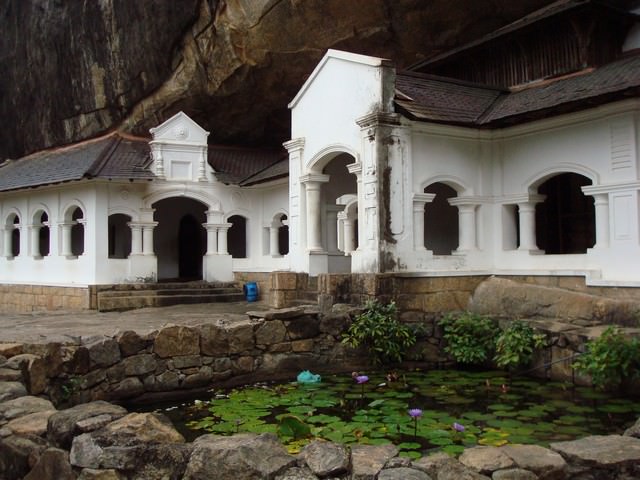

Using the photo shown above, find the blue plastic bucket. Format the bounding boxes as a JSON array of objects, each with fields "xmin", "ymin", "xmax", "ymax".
[{"xmin": 243, "ymin": 282, "xmax": 259, "ymax": 302}]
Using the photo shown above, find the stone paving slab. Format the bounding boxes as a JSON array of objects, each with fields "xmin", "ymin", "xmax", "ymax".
[{"xmin": 0, "ymin": 302, "xmax": 270, "ymax": 345}]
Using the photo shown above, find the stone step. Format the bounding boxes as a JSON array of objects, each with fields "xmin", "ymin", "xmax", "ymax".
[
  {"xmin": 95, "ymin": 281, "xmax": 238, "ymax": 293},
  {"xmin": 97, "ymin": 292, "xmax": 246, "ymax": 312},
  {"xmin": 97, "ymin": 287, "xmax": 241, "ymax": 298}
]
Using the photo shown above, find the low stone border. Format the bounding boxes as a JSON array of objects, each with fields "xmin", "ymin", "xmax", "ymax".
[{"xmin": 0, "ymin": 393, "xmax": 639, "ymax": 479}]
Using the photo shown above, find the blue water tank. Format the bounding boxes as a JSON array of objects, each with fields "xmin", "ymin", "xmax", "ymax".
[{"xmin": 243, "ymin": 282, "xmax": 259, "ymax": 302}]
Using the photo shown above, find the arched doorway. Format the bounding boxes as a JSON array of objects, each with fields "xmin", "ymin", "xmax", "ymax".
[
  {"xmin": 153, "ymin": 197, "xmax": 207, "ymax": 281},
  {"xmin": 179, "ymin": 214, "xmax": 203, "ymax": 279},
  {"xmin": 227, "ymin": 215, "xmax": 247, "ymax": 259},
  {"xmin": 424, "ymin": 182, "xmax": 459, "ymax": 255},
  {"xmin": 535, "ymin": 173, "xmax": 595, "ymax": 254}
]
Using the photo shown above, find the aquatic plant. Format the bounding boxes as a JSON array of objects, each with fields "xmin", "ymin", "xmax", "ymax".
[
  {"xmin": 408, "ymin": 408, "xmax": 422, "ymax": 436},
  {"xmin": 573, "ymin": 326, "xmax": 640, "ymax": 390},
  {"xmin": 438, "ymin": 312, "xmax": 496, "ymax": 365},
  {"xmin": 494, "ymin": 320, "xmax": 547, "ymax": 370},
  {"xmin": 342, "ymin": 300, "xmax": 416, "ymax": 365}
]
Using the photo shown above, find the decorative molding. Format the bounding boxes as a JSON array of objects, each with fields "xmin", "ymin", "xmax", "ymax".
[{"xmin": 356, "ymin": 112, "xmax": 401, "ymax": 129}]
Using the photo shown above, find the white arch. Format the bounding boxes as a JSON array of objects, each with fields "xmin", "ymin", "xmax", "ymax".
[
  {"xmin": 143, "ymin": 189, "xmax": 219, "ymax": 210},
  {"xmin": 271, "ymin": 209, "xmax": 289, "ymax": 224},
  {"xmin": 225, "ymin": 209, "xmax": 251, "ymax": 222},
  {"xmin": 307, "ymin": 144, "xmax": 360, "ymax": 173},
  {"xmin": 108, "ymin": 207, "xmax": 138, "ymax": 220},
  {"xmin": 30, "ymin": 204, "xmax": 51, "ymax": 224},
  {"xmin": 4, "ymin": 207, "xmax": 22, "ymax": 225},
  {"xmin": 420, "ymin": 175, "xmax": 470, "ymax": 195},
  {"xmin": 61, "ymin": 199, "xmax": 87, "ymax": 222},
  {"xmin": 525, "ymin": 164, "xmax": 599, "ymax": 191}
]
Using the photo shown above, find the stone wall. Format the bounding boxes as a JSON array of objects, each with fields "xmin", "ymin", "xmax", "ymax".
[
  {"xmin": 1, "ymin": 303, "xmax": 637, "ymax": 408},
  {"xmin": 0, "ymin": 285, "xmax": 89, "ymax": 313}
]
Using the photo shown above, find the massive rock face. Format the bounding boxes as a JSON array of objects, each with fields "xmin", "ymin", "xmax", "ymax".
[{"xmin": 1, "ymin": 0, "xmax": 561, "ymax": 159}]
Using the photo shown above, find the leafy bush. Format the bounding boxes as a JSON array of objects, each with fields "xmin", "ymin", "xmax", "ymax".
[
  {"xmin": 438, "ymin": 312, "xmax": 496, "ymax": 365},
  {"xmin": 342, "ymin": 300, "xmax": 416, "ymax": 365},
  {"xmin": 573, "ymin": 326, "xmax": 640, "ymax": 390},
  {"xmin": 494, "ymin": 320, "xmax": 547, "ymax": 370}
]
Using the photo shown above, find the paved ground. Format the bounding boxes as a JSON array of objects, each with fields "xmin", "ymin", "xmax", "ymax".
[{"xmin": 0, "ymin": 301, "xmax": 270, "ymax": 344}]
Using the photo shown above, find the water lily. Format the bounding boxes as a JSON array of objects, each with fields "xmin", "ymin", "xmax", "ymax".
[
  {"xmin": 409, "ymin": 408, "xmax": 423, "ymax": 437},
  {"xmin": 355, "ymin": 375, "xmax": 369, "ymax": 384},
  {"xmin": 408, "ymin": 408, "xmax": 423, "ymax": 418},
  {"xmin": 453, "ymin": 422, "xmax": 465, "ymax": 432}
]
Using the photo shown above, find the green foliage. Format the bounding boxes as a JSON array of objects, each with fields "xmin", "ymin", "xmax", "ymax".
[
  {"xmin": 573, "ymin": 326, "xmax": 640, "ymax": 390},
  {"xmin": 342, "ymin": 300, "xmax": 416, "ymax": 365},
  {"xmin": 494, "ymin": 320, "xmax": 547, "ymax": 370},
  {"xmin": 438, "ymin": 312, "xmax": 496, "ymax": 365}
]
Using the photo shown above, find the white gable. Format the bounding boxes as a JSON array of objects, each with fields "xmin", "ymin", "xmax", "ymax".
[
  {"xmin": 148, "ymin": 112, "xmax": 214, "ymax": 182},
  {"xmin": 149, "ymin": 111, "xmax": 209, "ymax": 145}
]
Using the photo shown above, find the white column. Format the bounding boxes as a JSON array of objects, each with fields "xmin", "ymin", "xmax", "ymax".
[
  {"xmin": 269, "ymin": 225, "xmax": 279, "ymax": 257},
  {"xmin": 205, "ymin": 224, "xmax": 218, "ymax": 255},
  {"xmin": 301, "ymin": 174, "xmax": 329, "ymax": 253},
  {"xmin": 129, "ymin": 223, "xmax": 143, "ymax": 255},
  {"xmin": 347, "ymin": 163, "xmax": 363, "ymax": 251},
  {"xmin": 30, "ymin": 225, "xmax": 40, "ymax": 258},
  {"xmin": 60, "ymin": 223, "xmax": 73, "ymax": 257},
  {"xmin": 217, "ymin": 224, "xmax": 232, "ymax": 255},
  {"xmin": 142, "ymin": 223, "xmax": 157, "ymax": 255},
  {"xmin": 198, "ymin": 146, "xmax": 207, "ymax": 181},
  {"xmin": 413, "ymin": 193, "xmax": 435, "ymax": 251},
  {"xmin": 325, "ymin": 206, "xmax": 342, "ymax": 254},
  {"xmin": 592, "ymin": 193, "xmax": 610, "ymax": 249},
  {"xmin": 457, "ymin": 204, "xmax": 478, "ymax": 251},
  {"xmin": 518, "ymin": 202, "xmax": 540, "ymax": 251},
  {"xmin": 343, "ymin": 217, "xmax": 356, "ymax": 255},
  {"xmin": 3, "ymin": 228, "xmax": 12, "ymax": 258}
]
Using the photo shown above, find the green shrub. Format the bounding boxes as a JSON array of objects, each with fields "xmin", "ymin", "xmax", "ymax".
[
  {"xmin": 342, "ymin": 300, "xmax": 416, "ymax": 365},
  {"xmin": 438, "ymin": 312, "xmax": 496, "ymax": 365},
  {"xmin": 494, "ymin": 320, "xmax": 547, "ymax": 370},
  {"xmin": 573, "ymin": 326, "xmax": 640, "ymax": 390}
]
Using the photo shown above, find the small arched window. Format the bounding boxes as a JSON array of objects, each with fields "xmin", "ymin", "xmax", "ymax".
[
  {"xmin": 34, "ymin": 211, "xmax": 50, "ymax": 258},
  {"xmin": 71, "ymin": 207, "xmax": 85, "ymax": 256},
  {"xmin": 424, "ymin": 183, "xmax": 459, "ymax": 255},
  {"xmin": 5, "ymin": 214, "xmax": 21, "ymax": 258}
]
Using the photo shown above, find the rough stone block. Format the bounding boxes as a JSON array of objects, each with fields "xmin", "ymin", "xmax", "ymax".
[
  {"xmin": 154, "ymin": 326, "xmax": 200, "ymax": 358},
  {"xmin": 199, "ymin": 324, "xmax": 230, "ymax": 356},
  {"xmin": 0, "ymin": 343, "xmax": 23, "ymax": 358},
  {"xmin": 291, "ymin": 339, "xmax": 314, "ymax": 352},
  {"xmin": 122, "ymin": 354, "xmax": 156, "ymax": 376},
  {"xmin": 84, "ymin": 337, "xmax": 121, "ymax": 369},
  {"xmin": 255, "ymin": 320, "xmax": 287, "ymax": 345}
]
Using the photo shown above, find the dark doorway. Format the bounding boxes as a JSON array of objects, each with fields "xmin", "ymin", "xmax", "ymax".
[
  {"xmin": 179, "ymin": 214, "xmax": 204, "ymax": 279},
  {"xmin": 228, "ymin": 215, "xmax": 247, "ymax": 258},
  {"xmin": 536, "ymin": 173, "xmax": 595, "ymax": 254}
]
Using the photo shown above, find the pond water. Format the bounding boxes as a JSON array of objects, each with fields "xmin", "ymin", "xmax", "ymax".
[{"xmin": 144, "ymin": 369, "xmax": 640, "ymax": 458}]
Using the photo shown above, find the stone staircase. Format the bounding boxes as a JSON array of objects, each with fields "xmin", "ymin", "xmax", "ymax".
[{"xmin": 94, "ymin": 281, "xmax": 245, "ymax": 312}]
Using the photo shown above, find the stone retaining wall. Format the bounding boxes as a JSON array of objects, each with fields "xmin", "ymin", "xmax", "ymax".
[
  {"xmin": 0, "ymin": 284, "xmax": 89, "ymax": 313},
  {"xmin": 0, "ymin": 304, "xmax": 636, "ymax": 407}
]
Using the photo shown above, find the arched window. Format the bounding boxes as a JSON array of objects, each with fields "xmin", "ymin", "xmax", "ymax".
[
  {"xmin": 32, "ymin": 211, "xmax": 50, "ymax": 258},
  {"xmin": 536, "ymin": 173, "xmax": 595, "ymax": 254},
  {"xmin": 424, "ymin": 183, "xmax": 459, "ymax": 255},
  {"xmin": 4, "ymin": 213, "xmax": 20, "ymax": 258},
  {"xmin": 227, "ymin": 215, "xmax": 247, "ymax": 258},
  {"xmin": 108, "ymin": 214, "xmax": 132, "ymax": 259},
  {"xmin": 70, "ymin": 207, "xmax": 85, "ymax": 256},
  {"xmin": 278, "ymin": 215, "xmax": 289, "ymax": 256}
]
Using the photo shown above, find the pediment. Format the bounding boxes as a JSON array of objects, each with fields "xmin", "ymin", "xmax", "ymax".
[{"xmin": 149, "ymin": 111, "xmax": 209, "ymax": 145}]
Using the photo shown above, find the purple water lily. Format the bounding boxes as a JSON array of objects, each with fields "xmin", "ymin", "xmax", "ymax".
[
  {"xmin": 355, "ymin": 375, "xmax": 369, "ymax": 384},
  {"xmin": 453, "ymin": 422, "xmax": 465, "ymax": 432},
  {"xmin": 409, "ymin": 408, "xmax": 423, "ymax": 436},
  {"xmin": 408, "ymin": 408, "xmax": 423, "ymax": 418}
]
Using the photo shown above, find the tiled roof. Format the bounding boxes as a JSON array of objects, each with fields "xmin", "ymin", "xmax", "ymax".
[
  {"xmin": 208, "ymin": 145, "xmax": 287, "ymax": 185},
  {"xmin": 0, "ymin": 133, "xmax": 153, "ymax": 192},
  {"xmin": 241, "ymin": 159, "xmax": 289, "ymax": 186},
  {"xmin": 395, "ymin": 52, "xmax": 640, "ymax": 127},
  {"xmin": 395, "ymin": 73, "xmax": 505, "ymax": 125},
  {"xmin": 483, "ymin": 53, "xmax": 640, "ymax": 124}
]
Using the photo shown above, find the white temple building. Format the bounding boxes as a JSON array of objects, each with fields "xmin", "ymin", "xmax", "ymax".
[{"xmin": 1, "ymin": 0, "xmax": 640, "ymax": 310}]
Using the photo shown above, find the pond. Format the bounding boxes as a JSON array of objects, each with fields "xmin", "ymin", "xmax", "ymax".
[{"xmin": 144, "ymin": 369, "xmax": 640, "ymax": 458}]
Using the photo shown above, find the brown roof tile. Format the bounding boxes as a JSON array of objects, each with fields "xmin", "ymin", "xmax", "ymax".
[
  {"xmin": 0, "ymin": 133, "xmax": 153, "ymax": 192},
  {"xmin": 208, "ymin": 145, "xmax": 287, "ymax": 185}
]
